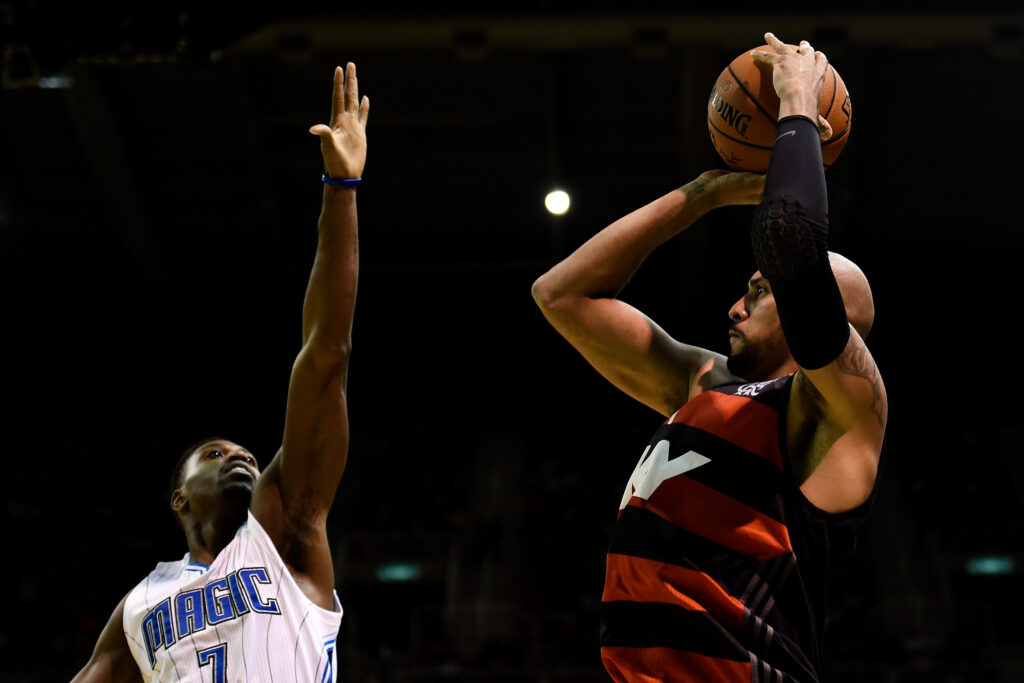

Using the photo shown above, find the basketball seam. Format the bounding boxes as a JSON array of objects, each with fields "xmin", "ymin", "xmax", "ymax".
[
  {"xmin": 708, "ymin": 119, "xmax": 774, "ymax": 151},
  {"xmin": 823, "ymin": 105, "xmax": 851, "ymax": 142},
  {"xmin": 823, "ymin": 66, "xmax": 837, "ymax": 118},
  {"xmin": 727, "ymin": 63, "xmax": 778, "ymax": 125},
  {"xmin": 821, "ymin": 124, "xmax": 850, "ymax": 148}
]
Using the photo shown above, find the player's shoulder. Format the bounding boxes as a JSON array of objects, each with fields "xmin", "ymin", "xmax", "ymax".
[
  {"xmin": 682, "ymin": 352, "xmax": 745, "ymax": 402},
  {"xmin": 124, "ymin": 554, "xmax": 190, "ymax": 605},
  {"xmin": 142, "ymin": 554, "xmax": 190, "ymax": 581}
]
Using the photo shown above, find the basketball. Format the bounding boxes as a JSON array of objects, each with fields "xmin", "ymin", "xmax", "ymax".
[{"xmin": 707, "ymin": 44, "xmax": 852, "ymax": 172}]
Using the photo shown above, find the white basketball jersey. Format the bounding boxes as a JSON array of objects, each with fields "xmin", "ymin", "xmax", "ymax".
[{"xmin": 123, "ymin": 511, "xmax": 343, "ymax": 682}]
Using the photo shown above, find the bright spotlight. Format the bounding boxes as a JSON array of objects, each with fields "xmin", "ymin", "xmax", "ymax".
[{"xmin": 544, "ymin": 190, "xmax": 570, "ymax": 215}]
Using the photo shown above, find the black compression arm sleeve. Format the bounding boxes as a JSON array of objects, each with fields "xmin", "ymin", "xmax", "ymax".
[
  {"xmin": 751, "ymin": 115, "xmax": 850, "ymax": 369},
  {"xmin": 763, "ymin": 116, "xmax": 828, "ymax": 226}
]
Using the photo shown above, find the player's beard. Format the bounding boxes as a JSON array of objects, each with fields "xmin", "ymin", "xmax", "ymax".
[
  {"xmin": 727, "ymin": 343, "xmax": 762, "ymax": 380},
  {"xmin": 222, "ymin": 480, "xmax": 254, "ymax": 507}
]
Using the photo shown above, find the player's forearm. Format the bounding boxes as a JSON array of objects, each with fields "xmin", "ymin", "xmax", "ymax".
[
  {"xmin": 300, "ymin": 185, "xmax": 359, "ymax": 353},
  {"xmin": 752, "ymin": 116, "xmax": 848, "ymax": 369},
  {"xmin": 533, "ymin": 183, "xmax": 714, "ymax": 307},
  {"xmin": 72, "ymin": 597, "xmax": 141, "ymax": 683}
]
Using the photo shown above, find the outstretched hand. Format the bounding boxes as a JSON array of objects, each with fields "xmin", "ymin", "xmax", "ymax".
[
  {"xmin": 751, "ymin": 32, "xmax": 832, "ymax": 141},
  {"xmin": 687, "ymin": 169, "xmax": 766, "ymax": 207},
  {"xmin": 310, "ymin": 62, "xmax": 369, "ymax": 181}
]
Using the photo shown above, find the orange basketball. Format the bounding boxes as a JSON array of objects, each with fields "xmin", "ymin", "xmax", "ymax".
[{"xmin": 707, "ymin": 44, "xmax": 852, "ymax": 172}]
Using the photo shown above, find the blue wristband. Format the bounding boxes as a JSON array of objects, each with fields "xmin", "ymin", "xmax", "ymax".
[{"xmin": 322, "ymin": 173, "xmax": 361, "ymax": 187}]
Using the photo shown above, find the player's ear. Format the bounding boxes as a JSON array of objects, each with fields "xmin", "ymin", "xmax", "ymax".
[{"xmin": 170, "ymin": 487, "xmax": 187, "ymax": 514}]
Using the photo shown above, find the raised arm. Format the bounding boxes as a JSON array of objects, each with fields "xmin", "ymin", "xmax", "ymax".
[
  {"xmin": 532, "ymin": 172, "xmax": 763, "ymax": 416},
  {"xmin": 751, "ymin": 34, "xmax": 886, "ymax": 510},
  {"xmin": 250, "ymin": 63, "xmax": 368, "ymax": 606}
]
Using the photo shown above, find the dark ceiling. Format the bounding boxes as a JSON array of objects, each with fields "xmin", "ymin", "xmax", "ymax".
[{"xmin": 4, "ymin": 4, "xmax": 1024, "ymax": 681}]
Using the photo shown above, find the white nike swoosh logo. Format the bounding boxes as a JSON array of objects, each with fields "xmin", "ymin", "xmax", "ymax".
[{"xmin": 775, "ymin": 130, "xmax": 796, "ymax": 142}]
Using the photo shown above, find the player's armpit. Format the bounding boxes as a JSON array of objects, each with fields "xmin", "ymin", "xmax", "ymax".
[
  {"xmin": 250, "ymin": 452, "xmax": 339, "ymax": 612},
  {"xmin": 71, "ymin": 595, "xmax": 142, "ymax": 683},
  {"xmin": 799, "ymin": 329, "xmax": 887, "ymax": 434},
  {"xmin": 788, "ymin": 332, "xmax": 886, "ymax": 512}
]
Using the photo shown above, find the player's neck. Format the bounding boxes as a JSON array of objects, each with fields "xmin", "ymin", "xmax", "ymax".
[
  {"xmin": 766, "ymin": 358, "xmax": 799, "ymax": 380},
  {"xmin": 183, "ymin": 505, "xmax": 248, "ymax": 564}
]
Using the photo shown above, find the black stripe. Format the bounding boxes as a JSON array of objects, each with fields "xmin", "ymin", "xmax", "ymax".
[
  {"xmin": 739, "ymin": 556, "xmax": 792, "ymax": 623},
  {"xmin": 609, "ymin": 507, "xmax": 800, "ymax": 636},
  {"xmin": 745, "ymin": 609, "xmax": 776, "ymax": 656},
  {"xmin": 747, "ymin": 581, "xmax": 772, "ymax": 619},
  {"xmin": 727, "ymin": 64, "xmax": 779, "ymax": 125},
  {"xmin": 821, "ymin": 76, "xmax": 851, "ymax": 150},
  {"xmin": 821, "ymin": 122, "xmax": 850, "ymax": 148},
  {"xmin": 740, "ymin": 573, "xmax": 761, "ymax": 604},
  {"xmin": 751, "ymin": 654, "xmax": 789, "ymax": 683},
  {"xmin": 760, "ymin": 555, "xmax": 785, "ymax": 588},
  {"xmin": 760, "ymin": 595, "xmax": 777, "ymax": 623},
  {"xmin": 708, "ymin": 118, "xmax": 774, "ymax": 151},
  {"xmin": 610, "ymin": 505, "xmax": 736, "ymax": 570},
  {"xmin": 708, "ymin": 378, "xmax": 791, "ymax": 409},
  {"xmin": 610, "ymin": 507, "xmax": 797, "ymax": 597},
  {"xmin": 743, "ymin": 609, "xmax": 758, "ymax": 651},
  {"xmin": 600, "ymin": 553, "xmax": 818, "ymax": 679},
  {"xmin": 823, "ymin": 66, "xmax": 837, "ymax": 118},
  {"xmin": 644, "ymin": 422, "xmax": 789, "ymax": 523},
  {"xmin": 600, "ymin": 601, "xmax": 748, "ymax": 661}
]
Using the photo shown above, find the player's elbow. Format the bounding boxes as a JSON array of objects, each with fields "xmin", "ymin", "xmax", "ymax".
[
  {"xmin": 531, "ymin": 274, "xmax": 554, "ymax": 308},
  {"xmin": 533, "ymin": 275, "xmax": 597, "ymax": 336},
  {"xmin": 531, "ymin": 273, "xmax": 573, "ymax": 313},
  {"xmin": 301, "ymin": 334, "xmax": 353, "ymax": 377}
]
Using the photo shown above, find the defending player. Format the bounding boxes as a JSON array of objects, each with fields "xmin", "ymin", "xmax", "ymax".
[
  {"xmin": 532, "ymin": 34, "xmax": 886, "ymax": 681},
  {"xmin": 72, "ymin": 62, "xmax": 369, "ymax": 682}
]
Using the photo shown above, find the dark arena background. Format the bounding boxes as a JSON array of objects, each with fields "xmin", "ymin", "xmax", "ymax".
[{"xmin": 4, "ymin": 2, "xmax": 1024, "ymax": 681}]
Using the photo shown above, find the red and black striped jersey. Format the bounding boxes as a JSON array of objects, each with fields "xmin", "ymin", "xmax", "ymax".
[{"xmin": 601, "ymin": 375, "xmax": 874, "ymax": 682}]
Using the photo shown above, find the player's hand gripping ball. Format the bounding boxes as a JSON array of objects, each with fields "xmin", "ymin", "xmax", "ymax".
[{"xmin": 707, "ymin": 44, "xmax": 852, "ymax": 172}]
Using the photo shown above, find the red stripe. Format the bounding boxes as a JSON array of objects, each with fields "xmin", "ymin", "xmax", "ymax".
[
  {"xmin": 602, "ymin": 554, "xmax": 744, "ymax": 629},
  {"xmin": 603, "ymin": 646, "xmax": 751, "ymax": 682},
  {"xmin": 628, "ymin": 477, "xmax": 793, "ymax": 560},
  {"xmin": 669, "ymin": 391, "xmax": 783, "ymax": 470}
]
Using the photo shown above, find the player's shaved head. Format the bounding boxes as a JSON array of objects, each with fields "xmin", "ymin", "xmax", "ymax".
[{"xmin": 828, "ymin": 252, "xmax": 874, "ymax": 340}]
